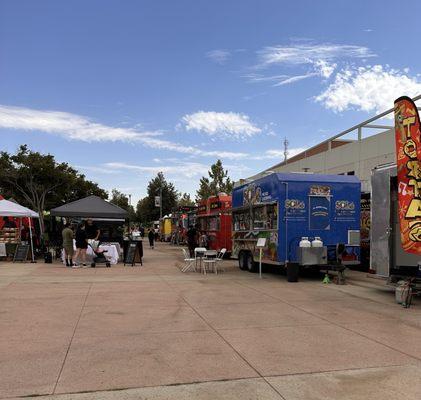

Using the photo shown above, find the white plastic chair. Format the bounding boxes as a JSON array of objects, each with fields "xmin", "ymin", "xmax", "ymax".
[
  {"xmin": 181, "ymin": 248, "xmax": 196, "ymax": 272},
  {"xmin": 203, "ymin": 250, "xmax": 218, "ymax": 274},
  {"xmin": 194, "ymin": 247, "xmax": 207, "ymax": 274},
  {"xmin": 215, "ymin": 248, "xmax": 227, "ymax": 273}
]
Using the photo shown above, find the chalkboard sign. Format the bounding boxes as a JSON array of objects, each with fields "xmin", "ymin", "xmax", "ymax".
[
  {"xmin": 13, "ymin": 244, "xmax": 30, "ymax": 262},
  {"xmin": 124, "ymin": 242, "xmax": 137, "ymax": 266}
]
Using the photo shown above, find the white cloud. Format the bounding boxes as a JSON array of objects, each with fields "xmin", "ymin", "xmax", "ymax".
[
  {"xmin": 0, "ymin": 104, "xmax": 251, "ymax": 160},
  {"xmin": 314, "ymin": 60, "xmax": 336, "ymax": 78},
  {"xmin": 206, "ymin": 49, "xmax": 231, "ymax": 64},
  {"xmin": 182, "ymin": 111, "xmax": 261, "ymax": 140},
  {"xmin": 140, "ymin": 136, "xmax": 249, "ymax": 159},
  {"xmin": 252, "ymin": 147, "xmax": 307, "ymax": 160},
  {"xmin": 273, "ymin": 73, "xmax": 318, "ymax": 86},
  {"xmin": 0, "ymin": 105, "xmax": 157, "ymax": 142},
  {"xmin": 315, "ymin": 65, "xmax": 421, "ymax": 114},
  {"xmin": 246, "ymin": 42, "xmax": 373, "ymax": 87},
  {"xmin": 103, "ymin": 161, "xmax": 250, "ymax": 180},
  {"xmin": 258, "ymin": 43, "xmax": 375, "ymax": 66}
]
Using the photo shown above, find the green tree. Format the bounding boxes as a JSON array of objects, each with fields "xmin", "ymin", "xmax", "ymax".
[
  {"xmin": 110, "ymin": 189, "xmax": 136, "ymax": 221},
  {"xmin": 136, "ymin": 172, "xmax": 178, "ymax": 223},
  {"xmin": 178, "ymin": 192, "xmax": 195, "ymax": 207},
  {"xmin": 196, "ymin": 159, "xmax": 234, "ymax": 201},
  {"xmin": 0, "ymin": 145, "xmax": 107, "ymax": 232}
]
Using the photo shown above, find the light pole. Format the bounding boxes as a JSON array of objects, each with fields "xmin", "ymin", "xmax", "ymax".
[{"xmin": 159, "ymin": 186, "xmax": 162, "ymax": 219}]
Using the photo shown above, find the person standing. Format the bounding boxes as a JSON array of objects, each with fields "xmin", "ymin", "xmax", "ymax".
[
  {"xmin": 85, "ymin": 218, "xmax": 100, "ymax": 241},
  {"xmin": 74, "ymin": 223, "xmax": 88, "ymax": 267},
  {"xmin": 148, "ymin": 228, "xmax": 155, "ymax": 249},
  {"xmin": 187, "ymin": 225, "xmax": 198, "ymax": 257},
  {"xmin": 62, "ymin": 223, "xmax": 74, "ymax": 267}
]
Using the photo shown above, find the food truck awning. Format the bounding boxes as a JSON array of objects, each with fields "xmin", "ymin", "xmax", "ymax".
[
  {"xmin": 0, "ymin": 199, "xmax": 39, "ymax": 218},
  {"xmin": 50, "ymin": 195, "xmax": 128, "ymax": 219}
]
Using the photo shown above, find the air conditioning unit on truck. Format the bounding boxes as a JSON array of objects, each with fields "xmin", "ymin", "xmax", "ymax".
[{"xmin": 231, "ymin": 172, "xmax": 361, "ymax": 278}]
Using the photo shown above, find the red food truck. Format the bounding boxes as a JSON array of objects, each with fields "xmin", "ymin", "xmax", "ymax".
[{"xmin": 196, "ymin": 194, "xmax": 232, "ymax": 254}]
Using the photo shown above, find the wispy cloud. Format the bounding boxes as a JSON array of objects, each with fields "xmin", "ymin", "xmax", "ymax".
[
  {"xmin": 206, "ymin": 49, "xmax": 231, "ymax": 65},
  {"xmin": 0, "ymin": 105, "xmax": 157, "ymax": 142},
  {"xmin": 252, "ymin": 147, "xmax": 307, "ymax": 160},
  {"xmin": 182, "ymin": 111, "xmax": 261, "ymax": 140},
  {"xmin": 242, "ymin": 41, "xmax": 376, "ymax": 89},
  {"xmin": 0, "ymin": 104, "xmax": 251, "ymax": 160},
  {"xmin": 273, "ymin": 73, "xmax": 318, "ymax": 86},
  {"xmin": 315, "ymin": 65, "xmax": 421, "ymax": 115},
  {"xmin": 102, "ymin": 161, "xmax": 251, "ymax": 180},
  {"xmin": 258, "ymin": 43, "xmax": 375, "ymax": 67}
]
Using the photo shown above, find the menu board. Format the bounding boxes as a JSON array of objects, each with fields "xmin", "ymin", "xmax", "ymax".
[{"xmin": 13, "ymin": 244, "xmax": 30, "ymax": 262}]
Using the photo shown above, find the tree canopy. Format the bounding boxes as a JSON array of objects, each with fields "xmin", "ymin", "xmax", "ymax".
[
  {"xmin": 136, "ymin": 172, "xmax": 178, "ymax": 223},
  {"xmin": 110, "ymin": 189, "xmax": 136, "ymax": 221},
  {"xmin": 178, "ymin": 192, "xmax": 195, "ymax": 207},
  {"xmin": 0, "ymin": 145, "xmax": 107, "ymax": 231},
  {"xmin": 196, "ymin": 159, "xmax": 234, "ymax": 201}
]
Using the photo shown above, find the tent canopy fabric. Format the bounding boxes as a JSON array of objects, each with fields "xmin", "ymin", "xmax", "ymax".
[
  {"xmin": 0, "ymin": 199, "xmax": 39, "ymax": 218},
  {"xmin": 50, "ymin": 195, "xmax": 128, "ymax": 219}
]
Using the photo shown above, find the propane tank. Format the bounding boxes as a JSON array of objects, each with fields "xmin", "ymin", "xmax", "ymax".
[
  {"xmin": 311, "ymin": 237, "xmax": 323, "ymax": 247},
  {"xmin": 299, "ymin": 237, "xmax": 311, "ymax": 247}
]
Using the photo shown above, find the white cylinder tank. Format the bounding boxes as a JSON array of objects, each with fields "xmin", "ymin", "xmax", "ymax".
[
  {"xmin": 311, "ymin": 237, "xmax": 323, "ymax": 247},
  {"xmin": 299, "ymin": 237, "xmax": 311, "ymax": 247}
]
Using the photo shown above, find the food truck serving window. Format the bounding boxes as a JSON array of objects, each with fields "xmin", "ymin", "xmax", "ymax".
[
  {"xmin": 198, "ymin": 215, "xmax": 220, "ymax": 231},
  {"xmin": 233, "ymin": 203, "xmax": 278, "ymax": 231},
  {"xmin": 309, "ymin": 196, "xmax": 330, "ymax": 230},
  {"xmin": 233, "ymin": 210, "xmax": 251, "ymax": 231}
]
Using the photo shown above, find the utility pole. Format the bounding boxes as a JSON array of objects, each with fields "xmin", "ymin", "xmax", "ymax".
[{"xmin": 283, "ymin": 137, "xmax": 289, "ymax": 164}]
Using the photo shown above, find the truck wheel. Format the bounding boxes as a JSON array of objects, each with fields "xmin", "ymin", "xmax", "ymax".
[
  {"xmin": 246, "ymin": 253, "xmax": 257, "ymax": 273},
  {"xmin": 238, "ymin": 252, "xmax": 247, "ymax": 270}
]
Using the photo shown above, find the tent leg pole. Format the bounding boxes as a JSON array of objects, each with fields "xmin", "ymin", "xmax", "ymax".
[{"xmin": 29, "ymin": 222, "xmax": 36, "ymax": 263}]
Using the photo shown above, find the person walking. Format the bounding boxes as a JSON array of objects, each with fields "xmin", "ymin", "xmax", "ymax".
[
  {"xmin": 62, "ymin": 223, "xmax": 74, "ymax": 267},
  {"xmin": 187, "ymin": 225, "xmax": 198, "ymax": 258},
  {"xmin": 74, "ymin": 223, "xmax": 88, "ymax": 267},
  {"xmin": 148, "ymin": 228, "xmax": 155, "ymax": 249}
]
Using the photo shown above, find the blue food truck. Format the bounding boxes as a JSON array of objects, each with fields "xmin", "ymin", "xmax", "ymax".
[{"xmin": 232, "ymin": 172, "xmax": 361, "ymax": 273}]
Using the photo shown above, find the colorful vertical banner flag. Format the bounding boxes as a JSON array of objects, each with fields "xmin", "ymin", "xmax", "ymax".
[{"xmin": 394, "ymin": 96, "xmax": 421, "ymax": 254}]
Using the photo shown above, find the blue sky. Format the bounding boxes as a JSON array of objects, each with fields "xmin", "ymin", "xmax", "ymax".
[{"xmin": 1, "ymin": 0, "xmax": 421, "ymax": 203}]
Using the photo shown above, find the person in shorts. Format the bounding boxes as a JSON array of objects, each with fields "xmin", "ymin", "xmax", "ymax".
[
  {"xmin": 74, "ymin": 223, "xmax": 88, "ymax": 267},
  {"xmin": 62, "ymin": 223, "xmax": 74, "ymax": 267}
]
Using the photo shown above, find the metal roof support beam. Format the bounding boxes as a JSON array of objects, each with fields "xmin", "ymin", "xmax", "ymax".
[{"xmin": 364, "ymin": 124, "xmax": 394, "ymax": 130}]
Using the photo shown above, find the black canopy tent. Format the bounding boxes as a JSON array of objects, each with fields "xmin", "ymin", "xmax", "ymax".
[
  {"xmin": 50, "ymin": 196, "xmax": 128, "ymax": 243},
  {"xmin": 50, "ymin": 195, "xmax": 128, "ymax": 219}
]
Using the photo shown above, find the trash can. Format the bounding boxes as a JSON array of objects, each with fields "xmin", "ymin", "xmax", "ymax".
[{"xmin": 287, "ymin": 263, "xmax": 299, "ymax": 282}]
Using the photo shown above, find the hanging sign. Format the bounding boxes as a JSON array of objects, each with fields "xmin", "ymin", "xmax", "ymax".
[
  {"xmin": 394, "ymin": 96, "xmax": 421, "ymax": 254},
  {"xmin": 155, "ymin": 196, "xmax": 161, "ymax": 207}
]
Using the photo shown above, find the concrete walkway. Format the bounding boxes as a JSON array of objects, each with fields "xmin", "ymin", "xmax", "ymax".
[{"xmin": 1, "ymin": 243, "xmax": 420, "ymax": 399}]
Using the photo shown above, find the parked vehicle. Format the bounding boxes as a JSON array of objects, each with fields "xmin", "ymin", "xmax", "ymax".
[
  {"xmin": 196, "ymin": 194, "xmax": 232, "ymax": 255},
  {"xmin": 159, "ymin": 215, "xmax": 172, "ymax": 242},
  {"xmin": 371, "ymin": 164, "xmax": 421, "ymax": 280},
  {"xmin": 232, "ymin": 172, "xmax": 361, "ymax": 274}
]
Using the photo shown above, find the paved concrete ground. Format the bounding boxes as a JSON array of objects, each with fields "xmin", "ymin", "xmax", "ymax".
[{"xmin": 1, "ymin": 242, "xmax": 421, "ymax": 399}]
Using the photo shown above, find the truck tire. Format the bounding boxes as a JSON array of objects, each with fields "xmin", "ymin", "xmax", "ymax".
[
  {"xmin": 245, "ymin": 252, "xmax": 257, "ymax": 273},
  {"xmin": 238, "ymin": 251, "xmax": 247, "ymax": 270}
]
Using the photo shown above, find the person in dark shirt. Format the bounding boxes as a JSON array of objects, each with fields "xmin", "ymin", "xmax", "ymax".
[
  {"xmin": 148, "ymin": 228, "xmax": 155, "ymax": 249},
  {"xmin": 187, "ymin": 225, "xmax": 198, "ymax": 257},
  {"xmin": 85, "ymin": 218, "xmax": 100, "ymax": 240},
  {"xmin": 74, "ymin": 223, "xmax": 88, "ymax": 267}
]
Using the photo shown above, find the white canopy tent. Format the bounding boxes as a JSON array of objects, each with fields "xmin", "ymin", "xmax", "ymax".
[{"xmin": 0, "ymin": 199, "xmax": 39, "ymax": 262}]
